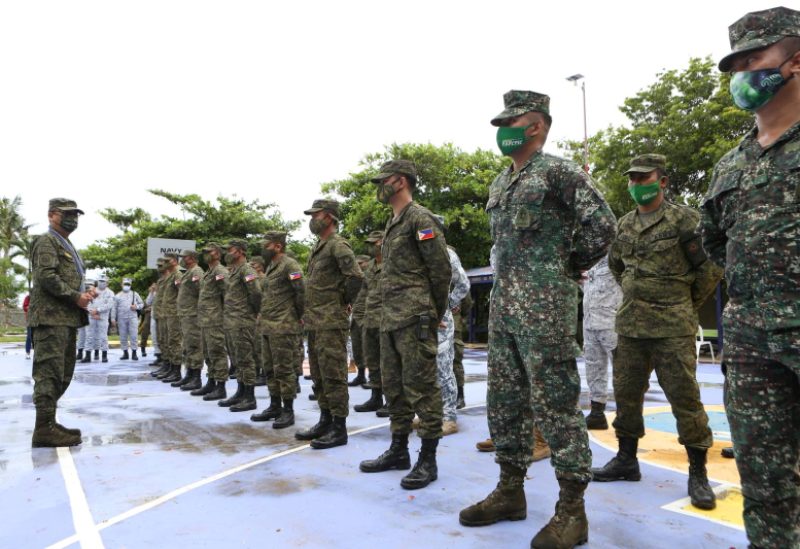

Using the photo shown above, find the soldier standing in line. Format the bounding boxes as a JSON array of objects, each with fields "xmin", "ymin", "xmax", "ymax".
[
  {"xmin": 114, "ymin": 277, "xmax": 144, "ymax": 361},
  {"xmin": 248, "ymin": 256, "xmax": 268, "ymax": 387},
  {"xmin": 171, "ymin": 250, "xmax": 204, "ymax": 391},
  {"xmin": 139, "ymin": 283, "xmax": 156, "ymax": 358},
  {"xmin": 191, "ymin": 243, "xmax": 230, "ymax": 401},
  {"xmin": 354, "ymin": 231, "xmax": 386, "ymax": 414},
  {"xmin": 218, "ymin": 240, "xmax": 262, "ymax": 412},
  {"xmin": 157, "ymin": 253, "xmax": 184, "ymax": 383},
  {"xmin": 29, "ymin": 198, "xmax": 94, "ymax": 447},
  {"xmin": 359, "ymin": 160, "xmax": 452, "ymax": 490},
  {"xmin": 459, "ymin": 91, "xmax": 616, "ymax": 548},
  {"xmin": 591, "ymin": 154, "xmax": 722, "ymax": 513},
  {"xmin": 452, "ymin": 290, "xmax": 472, "ymax": 409},
  {"xmin": 250, "ymin": 231, "xmax": 305, "ymax": 429},
  {"xmin": 347, "ymin": 254, "xmax": 371, "ymax": 387},
  {"xmin": 83, "ymin": 274, "xmax": 115, "ymax": 363},
  {"xmin": 150, "ymin": 260, "xmax": 170, "ymax": 375},
  {"xmin": 701, "ymin": 8, "xmax": 800, "ymax": 546},
  {"xmin": 295, "ymin": 199, "xmax": 363, "ymax": 449}
]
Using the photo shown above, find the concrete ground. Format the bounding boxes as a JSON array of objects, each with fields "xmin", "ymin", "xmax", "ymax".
[{"xmin": 0, "ymin": 344, "xmax": 747, "ymax": 549}]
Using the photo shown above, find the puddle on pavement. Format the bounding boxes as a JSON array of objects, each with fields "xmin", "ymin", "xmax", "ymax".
[
  {"xmin": 218, "ymin": 475, "xmax": 322, "ymax": 497},
  {"xmin": 465, "ymin": 373, "xmax": 488, "ymax": 383},
  {"xmin": 72, "ymin": 373, "xmax": 144, "ymax": 386}
]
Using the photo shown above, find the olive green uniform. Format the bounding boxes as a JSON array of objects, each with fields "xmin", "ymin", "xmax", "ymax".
[
  {"xmin": 223, "ymin": 261, "xmax": 262, "ymax": 385},
  {"xmin": 161, "ymin": 269, "xmax": 182, "ymax": 366},
  {"xmin": 198, "ymin": 263, "xmax": 229, "ymax": 382},
  {"xmin": 177, "ymin": 265, "xmax": 204, "ymax": 371},
  {"xmin": 361, "ymin": 258, "xmax": 384, "ymax": 388}
]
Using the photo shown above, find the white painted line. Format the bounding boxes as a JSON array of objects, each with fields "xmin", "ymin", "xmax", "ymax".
[
  {"xmin": 661, "ymin": 483, "xmax": 745, "ymax": 532},
  {"xmin": 56, "ymin": 446, "xmax": 105, "ymax": 549},
  {"xmin": 47, "ymin": 404, "xmax": 487, "ymax": 549}
]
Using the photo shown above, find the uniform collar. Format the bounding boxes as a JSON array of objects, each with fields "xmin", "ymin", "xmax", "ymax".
[
  {"xmin": 740, "ymin": 120, "xmax": 800, "ymax": 156},
  {"xmin": 387, "ymin": 201, "xmax": 414, "ymax": 231}
]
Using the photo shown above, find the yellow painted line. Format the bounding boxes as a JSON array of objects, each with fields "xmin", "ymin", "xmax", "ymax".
[{"xmin": 661, "ymin": 484, "xmax": 745, "ymax": 531}]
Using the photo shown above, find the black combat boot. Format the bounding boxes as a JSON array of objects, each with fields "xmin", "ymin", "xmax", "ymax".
[
  {"xmin": 254, "ymin": 368, "xmax": 266, "ymax": 387},
  {"xmin": 354, "ymin": 389, "xmax": 383, "ymax": 412},
  {"xmin": 456, "ymin": 385, "xmax": 466, "ymax": 409},
  {"xmin": 348, "ymin": 369, "xmax": 366, "ymax": 387},
  {"xmin": 376, "ymin": 405, "xmax": 390, "ymax": 418},
  {"xmin": 721, "ymin": 447, "xmax": 734, "ymax": 459},
  {"xmin": 76, "ymin": 349, "xmax": 84, "ymax": 361},
  {"xmin": 155, "ymin": 363, "xmax": 176, "ymax": 379},
  {"xmin": 161, "ymin": 364, "xmax": 182, "ymax": 383},
  {"xmin": 94, "ymin": 350, "xmax": 99, "ymax": 360},
  {"xmin": 459, "ymin": 462, "xmax": 527, "ymax": 526},
  {"xmin": 101, "ymin": 351, "xmax": 108, "ymax": 363},
  {"xmin": 191, "ymin": 377, "xmax": 216, "ymax": 396},
  {"xmin": 359, "ymin": 433, "xmax": 411, "ymax": 473},
  {"xmin": 131, "ymin": 350, "xmax": 139, "ymax": 361},
  {"xmin": 310, "ymin": 416, "xmax": 347, "ymax": 449},
  {"xmin": 687, "ymin": 447, "xmax": 716, "ymax": 510},
  {"xmin": 273, "ymin": 399, "xmax": 295, "ymax": 429},
  {"xmin": 308, "ymin": 392, "xmax": 317, "ymax": 401},
  {"xmin": 401, "ymin": 438, "xmax": 439, "ymax": 489},
  {"xmin": 203, "ymin": 380, "xmax": 227, "ymax": 401},
  {"xmin": 32, "ymin": 409, "xmax": 82, "ymax": 448},
  {"xmin": 120, "ymin": 350, "xmax": 129, "ymax": 360},
  {"xmin": 296, "ymin": 375, "xmax": 301, "ymax": 394},
  {"xmin": 250, "ymin": 395, "xmax": 282, "ymax": 422},
  {"xmin": 303, "ymin": 374, "xmax": 312, "ymax": 380},
  {"xmin": 585, "ymin": 401, "xmax": 608, "ymax": 430},
  {"xmin": 81, "ymin": 352, "xmax": 92, "ymax": 363},
  {"xmin": 218, "ymin": 381, "xmax": 244, "ymax": 407},
  {"xmin": 171, "ymin": 366, "xmax": 194, "ymax": 387},
  {"xmin": 228, "ymin": 366, "xmax": 237, "ymax": 379},
  {"xmin": 151, "ymin": 362, "xmax": 171, "ymax": 378},
  {"xmin": 230, "ymin": 385, "xmax": 257, "ymax": 412},
  {"xmin": 140, "ymin": 346, "xmax": 147, "ymax": 357},
  {"xmin": 591, "ymin": 436, "xmax": 641, "ymax": 482},
  {"xmin": 530, "ymin": 479, "xmax": 589, "ymax": 549},
  {"xmin": 295, "ymin": 409, "xmax": 332, "ymax": 441},
  {"xmin": 181, "ymin": 369, "xmax": 203, "ymax": 391},
  {"xmin": 149, "ymin": 353, "xmax": 162, "ymax": 366}
]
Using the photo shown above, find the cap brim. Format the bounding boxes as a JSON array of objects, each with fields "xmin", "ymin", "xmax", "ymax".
[
  {"xmin": 303, "ymin": 207, "xmax": 323, "ymax": 215},
  {"xmin": 718, "ymin": 36, "xmax": 787, "ymax": 71},
  {"xmin": 624, "ymin": 166, "xmax": 658, "ymax": 175},
  {"xmin": 491, "ymin": 107, "xmax": 535, "ymax": 127},
  {"xmin": 60, "ymin": 207, "xmax": 85, "ymax": 215},
  {"xmin": 370, "ymin": 172, "xmax": 393, "ymax": 183}
]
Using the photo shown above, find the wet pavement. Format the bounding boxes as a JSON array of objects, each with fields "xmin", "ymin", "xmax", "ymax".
[{"xmin": 0, "ymin": 344, "xmax": 746, "ymax": 548}]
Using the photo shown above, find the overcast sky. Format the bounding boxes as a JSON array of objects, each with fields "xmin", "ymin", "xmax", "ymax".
[{"xmin": 1, "ymin": 0, "xmax": 775, "ymax": 251}]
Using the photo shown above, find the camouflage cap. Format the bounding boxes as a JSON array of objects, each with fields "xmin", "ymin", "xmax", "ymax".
[
  {"xmin": 365, "ymin": 230, "xmax": 385, "ymax": 243},
  {"xmin": 201, "ymin": 242, "xmax": 223, "ymax": 252},
  {"xmin": 624, "ymin": 153, "xmax": 667, "ymax": 175},
  {"xmin": 303, "ymin": 198, "xmax": 340, "ymax": 218},
  {"xmin": 226, "ymin": 239, "xmax": 249, "ymax": 252},
  {"xmin": 48, "ymin": 198, "xmax": 85, "ymax": 215},
  {"xmin": 262, "ymin": 231, "xmax": 287, "ymax": 246},
  {"xmin": 249, "ymin": 257, "xmax": 265, "ymax": 269},
  {"xmin": 371, "ymin": 160, "xmax": 418, "ymax": 183},
  {"xmin": 719, "ymin": 6, "xmax": 800, "ymax": 71},
  {"xmin": 155, "ymin": 257, "xmax": 167, "ymax": 266},
  {"xmin": 162, "ymin": 252, "xmax": 179, "ymax": 261},
  {"xmin": 179, "ymin": 249, "xmax": 198, "ymax": 258},
  {"xmin": 491, "ymin": 90, "xmax": 550, "ymax": 126},
  {"xmin": 355, "ymin": 254, "xmax": 371, "ymax": 264}
]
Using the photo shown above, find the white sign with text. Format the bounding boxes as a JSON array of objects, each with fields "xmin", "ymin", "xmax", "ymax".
[{"xmin": 146, "ymin": 238, "xmax": 196, "ymax": 268}]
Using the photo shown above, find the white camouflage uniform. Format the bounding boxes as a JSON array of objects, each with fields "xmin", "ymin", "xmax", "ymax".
[
  {"xmin": 87, "ymin": 287, "xmax": 116, "ymax": 352},
  {"xmin": 115, "ymin": 288, "xmax": 144, "ymax": 352},
  {"xmin": 438, "ymin": 247, "xmax": 470, "ymax": 422}
]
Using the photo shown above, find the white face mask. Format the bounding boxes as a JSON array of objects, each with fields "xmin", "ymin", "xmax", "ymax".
[
  {"xmin": 98, "ymin": 281, "xmax": 108, "ymax": 290},
  {"xmin": 122, "ymin": 285, "xmax": 131, "ymax": 292}
]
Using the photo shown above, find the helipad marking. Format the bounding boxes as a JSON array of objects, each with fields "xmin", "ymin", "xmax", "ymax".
[{"xmin": 661, "ymin": 484, "xmax": 745, "ymax": 531}]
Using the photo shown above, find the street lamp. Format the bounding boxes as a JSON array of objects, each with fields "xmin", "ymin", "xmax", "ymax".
[{"xmin": 566, "ymin": 74, "xmax": 589, "ymax": 173}]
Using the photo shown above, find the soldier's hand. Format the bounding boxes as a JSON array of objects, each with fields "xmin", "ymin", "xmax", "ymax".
[
  {"xmin": 451, "ymin": 305, "xmax": 461, "ymax": 314},
  {"xmin": 76, "ymin": 292, "xmax": 94, "ymax": 308},
  {"xmin": 130, "ymin": 304, "xmax": 137, "ymax": 311},
  {"xmin": 439, "ymin": 320, "xmax": 447, "ymax": 328},
  {"xmin": 111, "ymin": 320, "xmax": 117, "ymax": 327}
]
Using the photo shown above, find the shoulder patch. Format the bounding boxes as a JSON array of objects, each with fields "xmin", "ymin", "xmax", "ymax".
[
  {"xmin": 417, "ymin": 228, "xmax": 435, "ymax": 241},
  {"xmin": 174, "ymin": 279, "xmax": 181, "ymax": 285},
  {"xmin": 215, "ymin": 274, "xmax": 225, "ymax": 281},
  {"xmin": 289, "ymin": 272, "xmax": 303, "ymax": 280},
  {"xmin": 192, "ymin": 275, "xmax": 200, "ymax": 282},
  {"xmin": 244, "ymin": 273, "xmax": 256, "ymax": 283}
]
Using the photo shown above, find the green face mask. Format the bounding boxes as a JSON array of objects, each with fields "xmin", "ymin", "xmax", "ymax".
[
  {"xmin": 628, "ymin": 181, "xmax": 662, "ymax": 206},
  {"xmin": 376, "ymin": 181, "xmax": 397, "ymax": 204},
  {"xmin": 496, "ymin": 124, "xmax": 532, "ymax": 156},
  {"xmin": 59, "ymin": 215, "xmax": 79, "ymax": 233}
]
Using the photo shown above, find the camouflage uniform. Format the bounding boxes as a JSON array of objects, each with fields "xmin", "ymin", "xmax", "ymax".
[
  {"xmin": 350, "ymin": 254, "xmax": 369, "ymax": 378},
  {"xmin": 86, "ymin": 284, "xmax": 114, "ymax": 352},
  {"xmin": 485, "ymin": 92, "xmax": 616, "ymax": 478},
  {"xmin": 304, "ymin": 203, "xmax": 363, "ymax": 419},
  {"xmin": 154, "ymin": 268, "xmax": 168, "ymax": 360},
  {"xmin": 438, "ymin": 247, "xmax": 470, "ymax": 422},
  {"xmin": 198, "ymin": 253, "xmax": 229, "ymax": 383},
  {"xmin": 361, "ymin": 235, "xmax": 385, "ymax": 389},
  {"xmin": 452, "ymin": 291, "xmax": 473, "ymax": 390},
  {"xmin": 177, "ymin": 260, "xmax": 204, "ymax": 371},
  {"xmin": 161, "ymin": 264, "xmax": 183, "ymax": 366},
  {"xmin": 700, "ymin": 9, "xmax": 800, "ymax": 545},
  {"xmin": 223, "ymin": 256, "xmax": 262, "ymax": 386}
]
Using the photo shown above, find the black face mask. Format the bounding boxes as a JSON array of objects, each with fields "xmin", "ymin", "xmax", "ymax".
[
  {"xmin": 309, "ymin": 217, "xmax": 330, "ymax": 236},
  {"xmin": 59, "ymin": 215, "xmax": 79, "ymax": 233},
  {"xmin": 261, "ymin": 247, "xmax": 276, "ymax": 262}
]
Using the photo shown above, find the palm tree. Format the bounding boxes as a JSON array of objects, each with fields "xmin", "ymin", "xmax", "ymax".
[
  {"xmin": 11, "ymin": 231, "xmax": 35, "ymax": 290},
  {"xmin": 0, "ymin": 195, "xmax": 30, "ymax": 259}
]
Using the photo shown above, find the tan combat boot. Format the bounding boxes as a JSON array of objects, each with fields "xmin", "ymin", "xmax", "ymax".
[
  {"xmin": 32, "ymin": 409, "xmax": 82, "ymax": 448},
  {"xmin": 530, "ymin": 479, "xmax": 589, "ymax": 548},
  {"xmin": 459, "ymin": 463, "xmax": 527, "ymax": 526},
  {"xmin": 532, "ymin": 426, "xmax": 552, "ymax": 462},
  {"xmin": 476, "ymin": 438, "xmax": 496, "ymax": 452}
]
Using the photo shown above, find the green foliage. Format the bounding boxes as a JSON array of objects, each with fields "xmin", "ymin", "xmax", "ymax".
[
  {"xmin": 82, "ymin": 191, "xmax": 308, "ymax": 294},
  {"xmin": 562, "ymin": 57, "xmax": 753, "ymax": 217},
  {"xmin": 321, "ymin": 143, "xmax": 508, "ymax": 269},
  {"xmin": 0, "ymin": 257, "xmax": 25, "ymax": 307}
]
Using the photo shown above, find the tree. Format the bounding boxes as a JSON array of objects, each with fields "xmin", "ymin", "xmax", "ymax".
[
  {"xmin": 321, "ymin": 143, "xmax": 508, "ymax": 269},
  {"xmin": 0, "ymin": 195, "xmax": 32, "ymax": 259},
  {"xmin": 82, "ymin": 190, "xmax": 308, "ymax": 294},
  {"xmin": 0, "ymin": 257, "xmax": 25, "ymax": 308},
  {"xmin": 562, "ymin": 57, "xmax": 753, "ymax": 217}
]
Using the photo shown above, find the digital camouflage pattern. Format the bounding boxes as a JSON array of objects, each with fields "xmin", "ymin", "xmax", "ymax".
[
  {"xmin": 177, "ymin": 265, "xmax": 204, "ymax": 370},
  {"xmin": 307, "ymin": 329, "xmax": 350, "ymax": 417},
  {"xmin": 623, "ymin": 153, "xmax": 667, "ymax": 175},
  {"xmin": 177, "ymin": 265, "xmax": 203, "ymax": 317},
  {"xmin": 438, "ymin": 248, "xmax": 470, "ymax": 422},
  {"xmin": 582, "ymin": 328, "xmax": 616, "ymax": 404},
  {"xmin": 197, "ymin": 263, "xmax": 227, "ymax": 328},
  {"xmin": 701, "ymin": 120, "xmax": 800, "ymax": 548},
  {"xmin": 263, "ymin": 333, "xmax": 298, "ymax": 400},
  {"xmin": 361, "ymin": 258, "xmax": 384, "ymax": 386},
  {"xmin": 161, "ymin": 269, "xmax": 182, "ymax": 366},
  {"xmin": 380, "ymin": 202, "xmax": 452, "ymax": 330},
  {"xmin": 718, "ymin": 6, "xmax": 800, "ymax": 71},
  {"xmin": 86, "ymin": 287, "xmax": 114, "ymax": 352},
  {"xmin": 224, "ymin": 261, "xmax": 262, "ymax": 385},
  {"xmin": 452, "ymin": 291, "xmax": 473, "ymax": 388},
  {"xmin": 491, "ymin": 89, "xmax": 550, "ymax": 126},
  {"xmin": 609, "ymin": 201, "xmax": 723, "ymax": 338},
  {"xmin": 260, "ymin": 255, "xmax": 305, "ymax": 335},
  {"xmin": 303, "ymin": 233, "xmax": 363, "ymax": 330}
]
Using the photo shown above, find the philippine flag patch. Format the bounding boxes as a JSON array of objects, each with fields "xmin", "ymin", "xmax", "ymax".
[
  {"xmin": 244, "ymin": 273, "xmax": 257, "ymax": 283},
  {"xmin": 289, "ymin": 272, "xmax": 303, "ymax": 280},
  {"xmin": 417, "ymin": 228, "xmax": 435, "ymax": 241},
  {"xmin": 215, "ymin": 274, "xmax": 225, "ymax": 281},
  {"xmin": 192, "ymin": 275, "xmax": 200, "ymax": 282}
]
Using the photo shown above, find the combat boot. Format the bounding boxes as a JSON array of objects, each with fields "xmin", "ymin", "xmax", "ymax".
[
  {"xmin": 251, "ymin": 395, "xmax": 282, "ymax": 422},
  {"xmin": 171, "ymin": 367, "xmax": 194, "ymax": 387},
  {"xmin": 140, "ymin": 346, "xmax": 147, "ymax": 357},
  {"xmin": 459, "ymin": 462, "xmax": 527, "ymax": 526},
  {"xmin": 296, "ymin": 375, "xmax": 301, "ymax": 394},
  {"xmin": 151, "ymin": 362, "xmax": 170, "ymax": 377},
  {"xmin": 354, "ymin": 389, "xmax": 382, "ymax": 412},
  {"xmin": 161, "ymin": 364, "xmax": 182, "ymax": 383},
  {"xmin": 218, "ymin": 381, "xmax": 245, "ymax": 407},
  {"xmin": 181, "ymin": 369, "xmax": 203, "ymax": 391},
  {"xmin": 230, "ymin": 385, "xmax": 257, "ymax": 412},
  {"xmin": 310, "ymin": 416, "xmax": 347, "ymax": 449},
  {"xmin": 456, "ymin": 385, "xmax": 466, "ymax": 409},
  {"xmin": 721, "ymin": 447, "xmax": 734, "ymax": 459},
  {"xmin": 360, "ymin": 433, "xmax": 411, "ymax": 472},
  {"xmin": 191, "ymin": 377, "xmax": 216, "ymax": 396},
  {"xmin": 476, "ymin": 438, "xmax": 496, "ymax": 452},
  {"xmin": 120, "ymin": 350, "xmax": 129, "ymax": 360},
  {"xmin": 101, "ymin": 351, "xmax": 108, "ymax": 363},
  {"xmin": 94, "ymin": 350, "xmax": 99, "ymax": 360},
  {"xmin": 295, "ymin": 409, "xmax": 333, "ymax": 441},
  {"xmin": 375, "ymin": 405, "xmax": 390, "ymax": 418},
  {"xmin": 254, "ymin": 368, "xmax": 266, "ymax": 386},
  {"xmin": 76, "ymin": 349, "xmax": 84, "ymax": 361},
  {"xmin": 131, "ymin": 350, "xmax": 139, "ymax": 361},
  {"xmin": 204, "ymin": 380, "xmax": 227, "ymax": 401},
  {"xmin": 533, "ymin": 426, "xmax": 552, "ymax": 462},
  {"xmin": 228, "ymin": 366, "xmax": 237, "ymax": 379},
  {"xmin": 401, "ymin": 438, "xmax": 438, "ymax": 490},
  {"xmin": 687, "ymin": 447, "xmax": 716, "ymax": 510},
  {"xmin": 530, "ymin": 479, "xmax": 589, "ymax": 549},
  {"xmin": 585, "ymin": 401, "xmax": 608, "ymax": 430},
  {"xmin": 32, "ymin": 409, "xmax": 82, "ymax": 448},
  {"xmin": 149, "ymin": 353, "xmax": 162, "ymax": 366},
  {"xmin": 348, "ymin": 369, "xmax": 366, "ymax": 387},
  {"xmin": 54, "ymin": 412, "xmax": 82, "ymax": 437},
  {"xmin": 81, "ymin": 352, "xmax": 92, "ymax": 363},
  {"xmin": 591, "ymin": 437, "xmax": 641, "ymax": 482},
  {"xmin": 273, "ymin": 399, "xmax": 295, "ymax": 429},
  {"xmin": 156, "ymin": 363, "xmax": 177, "ymax": 380}
]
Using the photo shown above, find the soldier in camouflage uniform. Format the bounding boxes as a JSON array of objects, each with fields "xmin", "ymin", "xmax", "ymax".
[
  {"xmin": 29, "ymin": 198, "xmax": 94, "ymax": 447},
  {"xmin": 452, "ymin": 290, "xmax": 472, "ymax": 409},
  {"xmin": 250, "ymin": 231, "xmax": 305, "ymax": 429},
  {"xmin": 295, "ymin": 199, "xmax": 363, "ymax": 449},
  {"xmin": 591, "ymin": 154, "xmax": 723, "ymax": 513},
  {"xmin": 358, "ymin": 160, "xmax": 452, "ymax": 490},
  {"xmin": 218, "ymin": 240, "xmax": 262, "ymax": 412},
  {"xmin": 83, "ymin": 274, "xmax": 114, "ymax": 363},
  {"xmin": 459, "ymin": 91, "xmax": 616, "ymax": 548},
  {"xmin": 347, "ymin": 254, "xmax": 371, "ymax": 387},
  {"xmin": 156, "ymin": 253, "xmax": 184, "ymax": 383},
  {"xmin": 354, "ymin": 232, "xmax": 387, "ymax": 414},
  {"xmin": 149, "ymin": 260, "xmax": 170, "ymax": 374},
  {"xmin": 248, "ymin": 256, "xmax": 268, "ymax": 387},
  {"xmin": 171, "ymin": 249, "xmax": 204, "ymax": 391},
  {"xmin": 701, "ymin": 8, "xmax": 800, "ymax": 546},
  {"xmin": 191, "ymin": 243, "xmax": 230, "ymax": 401}
]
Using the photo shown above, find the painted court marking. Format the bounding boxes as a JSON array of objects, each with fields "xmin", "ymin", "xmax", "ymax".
[
  {"xmin": 56, "ymin": 447, "xmax": 105, "ymax": 549},
  {"xmin": 661, "ymin": 484, "xmax": 745, "ymax": 531}
]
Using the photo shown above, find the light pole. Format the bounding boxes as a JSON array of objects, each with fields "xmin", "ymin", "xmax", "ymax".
[{"xmin": 566, "ymin": 74, "xmax": 589, "ymax": 172}]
